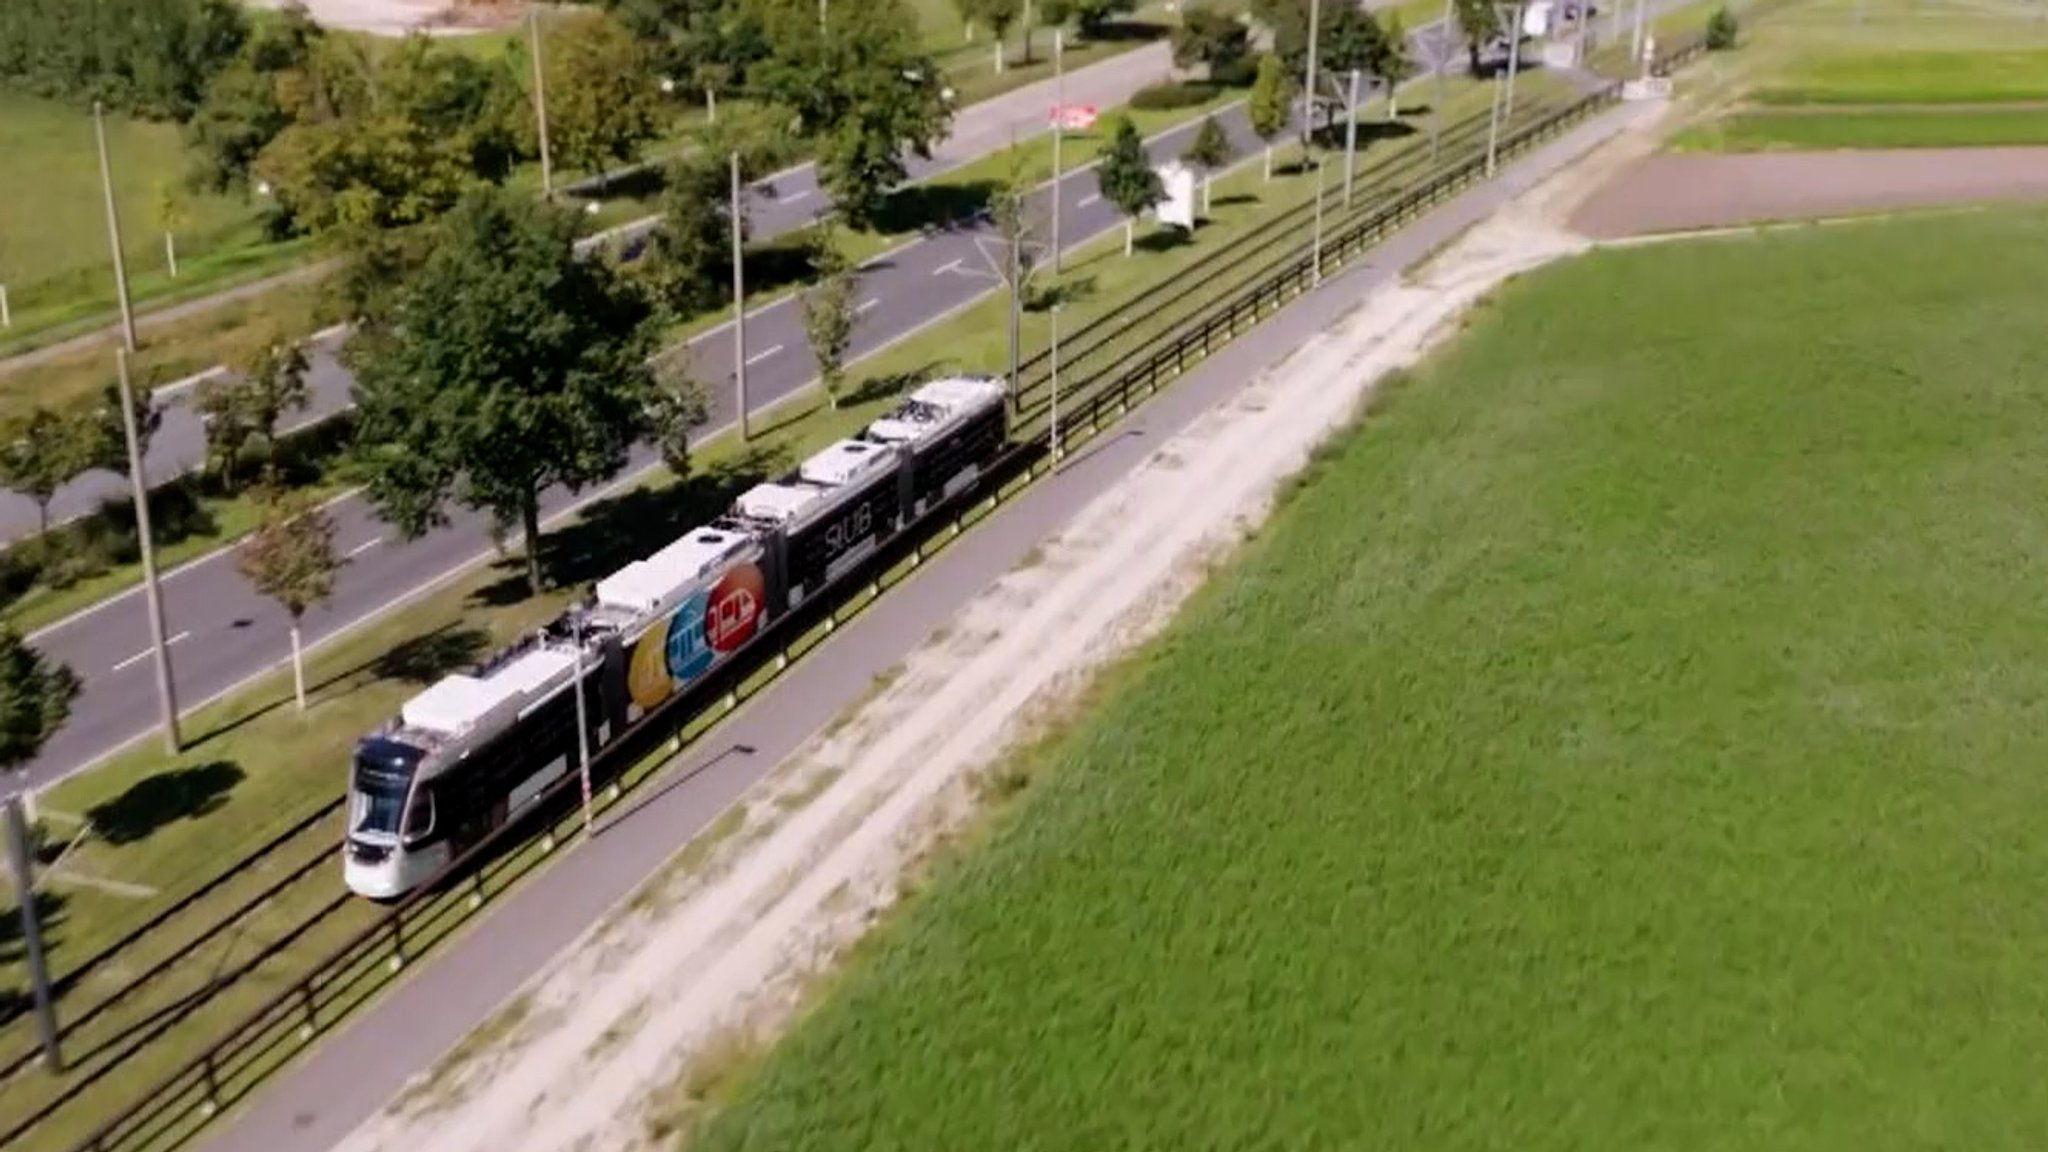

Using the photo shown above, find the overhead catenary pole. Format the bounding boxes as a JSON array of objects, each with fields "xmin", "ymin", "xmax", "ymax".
[
  {"xmin": 1502, "ymin": 1, "xmax": 1525, "ymax": 126},
  {"xmin": 1432, "ymin": 0, "xmax": 1454, "ymax": 163},
  {"xmin": 118, "ymin": 348, "xmax": 181, "ymax": 754},
  {"xmin": 1303, "ymin": 0, "xmax": 1322, "ymax": 151},
  {"xmin": 1050, "ymin": 302, "xmax": 1063, "ymax": 461},
  {"xmin": 572, "ymin": 613, "xmax": 592, "ymax": 835},
  {"xmin": 529, "ymin": 6, "xmax": 554, "ymax": 200},
  {"xmin": 1631, "ymin": 0, "xmax": 1648, "ymax": 68},
  {"xmin": 1311, "ymin": 154, "xmax": 1326, "ymax": 285},
  {"xmin": 1051, "ymin": 28, "xmax": 1064, "ymax": 275},
  {"xmin": 93, "ymin": 102, "xmax": 137, "ymax": 354},
  {"xmin": 1006, "ymin": 125, "xmax": 1022, "ymax": 411},
  {"xmin": 730, "ymin": 151, "xmax": 750, "ymax": 441},
  {"xmin": 6, "ymin": 793, "xmax": 60, "ymax": 1072},
  {"xmin": 1343, "ymin": 69, "xmax": 1361, "ymax": 205}
]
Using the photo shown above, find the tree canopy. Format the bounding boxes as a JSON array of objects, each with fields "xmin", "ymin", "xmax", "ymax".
[
  {"xmin": 747, "ymin": 0, "xmax": 952, "ymax": 228},
  {"xmin": 0, "ymin": 409, "xmax": 93, "ymax": 536},
  {"xmin": 0, "ymin": 630, "xmax": 79, "ymax": 772},
  {"xmin": 0, "ymin": 0, "xmax": 247, "ymax": 119},
  {"xmin": 1095, "ymin": 114, "xmax": 1164, "ymax": 254},
  {"xmin": 1172, "ymin": 7, "xmax": 1251, "ymax": 78},
  {"xmin": 533, "ymin": 10, "xmax": 664, "ymax": 186},
  {"xmin": 347, "ymin": 188, "xmax": 661, "ymax": 596},
  {"xmin": 1038, "ymin": 0, "xmax": 1137, "ymax": 36}
]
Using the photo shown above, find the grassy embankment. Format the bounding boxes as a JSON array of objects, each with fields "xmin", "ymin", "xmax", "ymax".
[
  {"xmin": 0, "ymin": 71, "xmax": 1572, "ymax": 1152},
  {"xmin": 1665, "ymin": 0, "xmax": 2048, "ymax": 150},
  {"xmin": 678, "ymin": 203, "xmax": 2048, "ymax": 1152}
]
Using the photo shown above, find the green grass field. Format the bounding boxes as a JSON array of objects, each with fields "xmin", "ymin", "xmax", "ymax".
[
  {"xmin": 1670, "ymin": 105, "xmax": 2048, "ymax": 150},
  {"xmin": 0, "ymin": 71, "xmax": 1571, "ymax": 1151},
  {"xmin": 679, "ymin": 205, "xmax": 2048, "ymax": 1151},
  {"xmin": 1664, "ymin": 0, "xmax": 2048, "ymax": 151}
]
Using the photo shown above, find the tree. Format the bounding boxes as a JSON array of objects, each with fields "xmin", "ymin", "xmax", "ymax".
[
  {"xmin": 78, "ymin": 378, "xmax": 162, "ymax": 480},
  {"xmin": 1706, "ymin": 5, "xmax": 1739, "ymax": 49},
  {"xmin": 1453, "ymin": 0, "xmax": 1503, "ymax": 75},
  {"xmin": 955, "ymin": 0, "xmax": 1022, "ymax": 70},
  {"xmin": 800, "ymin": 227, "xmax": 860, "ymax": 408},
  {"xmin": 1247, "ymin": 53, "xmax": 1294, "ymax": 181},
  {"xmin": 1095, "ymin": 114, "xmax": 1163, "ymax": 256},
  {"xmin": 748, "ymin": 0, "xmax": 952, "ymax": 230},
  {"xmin": 154, "ymin": 180, "xmax": 191, "ymax": 278},
  {"xmin": 236, "ymin": 483, "xmax": 338, "ymax": 712},
  {"xmin": 543, "ymin": 11, "xmax": 664, "ymax": 189},
  {"xmin": 646, "ymin": 147, "xmax": 745, "ymax": 318},
  {"xmin": 1171, "ymin": 7, "xmax": 1250, "ymax": 79},
  {"xmin": 0, "ymin": 409, "xmax": 92, "ymax": 536},
  {"xmin": 198, "ymin": 341, "xmax": 309, "ymax": 490},
  {"xmin": 1379, "ymin": 13, "xmax": 1415, "ymax": 117},
  {"xmin": 1254, "ymin": 0, "xmax": 1385, "ymax": 80},
  {"xmin": 0, "ymin": 629, "xmax": 79, "ymax": 773},
  {"xmin": 644, "ymin": 352, "xmax": 713, "ymax": 477},
  {"xmin": 184, "ymin": 5, "xmax": 331, "ymax": 194},
  {"xmin": 595, "ymin": 0, "xmax": 768, "ymax": 97},
  {"xmin": 348, "ymin": 188, "xmax": 659, "ymax": 597},
  {"xmin": 1181, "ymin": 115, "xmax": 1231, "ymax": 215}
]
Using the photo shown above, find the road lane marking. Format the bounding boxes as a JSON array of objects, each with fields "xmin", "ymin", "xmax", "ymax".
[
  {"xmin": 347, "ymin": 538, "xmax": 382, "ymax": 558},
  {"xmin": 934, "ymin": 258, "xmax": 963, "ymax": 276},
  {"xmin": 1078, "ymin": 192, "xmax": 1101, "ymax": 207},
  {"xmin": 780, "ymin": 188, "xmax": 815, "ymax": 203},
  {"xmin": 111, "ymin": 630, "xmax": 189, "ymax": 674},
  {"xmin": 857, "ymin": 298, "xmax": 880, "ymax": 313},
  {"xmin": 744, "ymin": 344, "xmax": 783, "ymax": 367}
]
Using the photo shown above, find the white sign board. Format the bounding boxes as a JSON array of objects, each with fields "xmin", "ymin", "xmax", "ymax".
[{"xmin": 1155, "ymin": 162, "xmax": 1197, "ymax": 230}]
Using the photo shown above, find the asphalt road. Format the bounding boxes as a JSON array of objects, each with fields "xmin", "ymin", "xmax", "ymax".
[
  {"xmin": 13, "ymin": 9, "xmax": 1467, "ymax": 791},
  {"xmin": 196, "ymin": 97, "xmax": 1660, "ymax": 1152}
]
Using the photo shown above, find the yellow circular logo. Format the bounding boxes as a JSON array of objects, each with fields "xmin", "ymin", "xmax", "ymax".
[{"xmin": 627, "ymin": 620, "xmax": 674, "ymax": 711}]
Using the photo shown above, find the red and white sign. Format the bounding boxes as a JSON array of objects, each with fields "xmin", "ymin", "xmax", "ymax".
[{"xmin": 1050, "ymin": 103, "xmax": 1097, "ymax": 131}]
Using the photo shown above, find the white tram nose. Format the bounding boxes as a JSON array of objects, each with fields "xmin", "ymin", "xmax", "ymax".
[{"xmin": 344, "ymin": 848, "xmax": 408, "ymax": 900}]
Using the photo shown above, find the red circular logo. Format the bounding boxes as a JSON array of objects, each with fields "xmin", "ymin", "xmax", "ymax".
[{"xmin": 704, "ymin": 564, "xmax": 765, "ymax": 653}]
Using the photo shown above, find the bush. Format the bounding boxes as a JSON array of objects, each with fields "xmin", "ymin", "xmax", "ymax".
[
  {"xmin": 1706, "ymin": 5, "xmax": 1739, "ymax": 49},
  {"xmin": 1130, "ymin": 80, "xmax": 1220, "ymax": 111},
  {"xmin": 1208, "ymin": 54, "xmax": 1261, "ymax": 89}
]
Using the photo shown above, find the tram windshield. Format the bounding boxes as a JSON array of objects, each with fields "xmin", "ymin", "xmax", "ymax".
[{"xmin": 350, "ymin": 751, "xmax": 414, "ymax": 839}]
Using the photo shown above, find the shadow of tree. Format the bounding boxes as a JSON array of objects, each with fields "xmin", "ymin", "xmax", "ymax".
[
  {"xmin": 84, "ymin": 763, "xmax": 245, "ymax": 846},
  {"xmin": 1209, "ymin": 192, "xmax": 1260, "ymax": 210},
  {"xmin": 844, "ymin": 364, "xmax": 941, "ymax": 408},
  {"xmin": 1136, "ymin": 227, "xmax": 1194, "ymax": 255},
  {"xmin": 470, "ymin": 445, "xmax": 795, "ymax": 608},
  {"xmin": 372, "ymin": 625, "xmax": 494, "ymax": 684},
  {"xmin": 870, "ymin": 180, "xmax": 1002, "ymax": 236},
  {"xmin": 1314, "ymin": 118, "xmax": 1421, "ymax": 151},
  {"xmin": 1028, "ymin": 275, "xmax": 1099, "ymax": 313}
]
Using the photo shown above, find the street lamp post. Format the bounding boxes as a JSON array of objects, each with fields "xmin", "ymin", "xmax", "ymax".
[
  {"xmin": 6, "ymin": 794, "xmax": 60, "ymax": 1072},
  {"xmin": 528, "ymin": 6, "xmax": 554, "ymax": 200},
  {"xmin": 1311, "ymin": 154, "xmax": 1326, "ymax": 286},
  {"xmin": 1433, "ymin": 0, "xmax": 1454, "ymax": 163},
  {"xmin": 93, "ymin": 102, "xmax": 137, "ymax": 353},
  {"xmin": 118, "ymin": 347, "xmax": 181, "ymax": 754},
  {"xmin": 1303, "ymin": 0, "xmax": 1322, "ymax": 152},
  {"xmin": 730, "ymin": 151, "xmax": 750, "ymax": 441},
  {"xmin": 1484, "ymin": 2, "xmax": 1525, "ymax": 178},
  {"xmin": 1050, "ymin": 302, "xmax": 1063, "ymax": 462},
  {"xmin": 1051, "ymin": 28, "xmax": 1065, "ymax": 276}
]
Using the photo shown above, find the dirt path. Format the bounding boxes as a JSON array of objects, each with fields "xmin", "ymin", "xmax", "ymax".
[{"xmin": 1568, "ymin": 146, "xmax": 2048, "ymax": 236}]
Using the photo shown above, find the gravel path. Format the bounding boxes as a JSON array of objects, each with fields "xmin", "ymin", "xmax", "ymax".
[{"xmin": 1568, "ymin": 146, "xmax": 2048, "ymax": 237}]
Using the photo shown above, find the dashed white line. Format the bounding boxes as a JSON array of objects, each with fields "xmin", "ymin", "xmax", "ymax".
[
  {"xmin": 744, "ymin": 344, "xmax": 784, "ymax": 367},
  {"xmin": 857, "ymin": 298, "xmax": 880, "ymax": 313},
  {"xmin": 111, "ymin": 630, "xmax": 189, "ymax": 674},
  {"xmin": 347, "ymin": 538, "xmax": 382, "ymax": 558},
  {"xmin": 1078, "ymin": 193, "xmax": 1101, "ymax": 207},
  {"xmin": 781, "ymin": 188, "xmax": 815, "ymax": 203},
  {"xmin": 934, "ymin": 258, "xmax": 963, "ymax": 276}
]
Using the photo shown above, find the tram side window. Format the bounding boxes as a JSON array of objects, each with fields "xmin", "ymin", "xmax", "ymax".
[{"xmin": 404, "ymin": 788, "xmax": 436, "ymax": 841}]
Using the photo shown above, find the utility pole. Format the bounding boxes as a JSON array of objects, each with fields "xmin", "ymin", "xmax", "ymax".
[
  {"xmin": 572, "ymin": 613, "xmax": 592, "ymax": 836},
  {"xmin": 7, "ymin": 792, "xmax": 61, "ymax": 1072},
  {"xmin": 529, "ymin": 6, "xmax": 554, "ymax": 200},
  {"xmin": 117, "ymin": 348, "xmax": 181, "ymax": 754},
  {"xmin": 1343, "ymin": 69, "xmax": 1361, "ymax": 206},
  {"xmin": 1051, "ymin": 29, "xmax": 1065, "ymax": 275},
  {"xmin": 1485, "ymin": 2, "xmax": 1522, "ymax": 177},
  {"xmin": 93, "ymin": 102, "xmax": 137, "ymax": 354},
  {"xmin": 1631, "ymin": 0, "xmax": 1647, "ymax": 68},
  {"xmin": 1432, "ymin": 0, "xmax": 1453, "ymax": 164},
  {"xmin": 730, "ymin": 152, "xmax": 750, "ymax": 441},
  {"xmin": 1005, "ymin": 128, "xmax": 1022, "ymax": 411}
]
